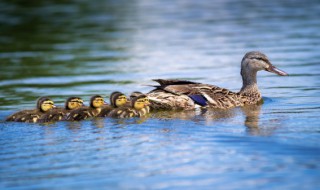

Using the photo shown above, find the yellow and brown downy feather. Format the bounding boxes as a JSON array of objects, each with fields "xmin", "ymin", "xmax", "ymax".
[
  {"xmin": 67, "ymin": 95, "xmax": 104, "ymax": 121},
  {"xmin": 39, "ymin": 97, "xmax": 84, "ymax": 123},
  {"xmin": 147, "ymin": 51, "xmax": 288, "ymax": 110},
  {"xmin": 98, "ymin": 91, "xmax": 128, "ymax": 117},
  {"xmin": 6, "ymin": 97, "xmax": 55, "ymax": 123},
  {"xmin": 107, "ymin": 94, "xmax": 150, "ymax": 118}
]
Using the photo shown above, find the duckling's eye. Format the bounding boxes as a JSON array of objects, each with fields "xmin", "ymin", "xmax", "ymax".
[
  {"xmin": 118, "ymin": 96, "xmax": 127, "ymax": 100},
  {"xmin": 44, "ymin": 101, "xmax": 54, "ymax": 105}
]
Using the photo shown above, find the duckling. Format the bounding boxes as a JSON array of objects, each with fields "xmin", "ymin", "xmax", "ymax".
[
  {"xmin": 129, "ymin": 91, "xmax": 144, "ymax": 100},
  {"xmin": 66, "ymin": 95, "xmax": 104, "ymax": 121},
  {"xmin": 98, "ymin": 91, "xmax": 128, "ymax": 117},
  {"xmin": 107, "ymin": 94, "xmax": 150, "ymax": 118},
  {"xmin": 147, "ymin": 51, "xmax": 288, "ymax": 110},
  {"xmin": 6, "ymin": 97, "xmax": 55, "ymax": 123},
  {"xmin": 39, "ymin": 97, "xmax": 84, "ymax": 122}
]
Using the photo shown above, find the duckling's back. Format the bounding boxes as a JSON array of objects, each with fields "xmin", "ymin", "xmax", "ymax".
[
  {"xmin": 6, "ymin": 109, "xmax": 33, "ymax": 121},
  {"xmin": 107, "ymin": 107, "xmax": 137, "ymax": 118},
  {"xmin": 66, "ymin": 107, "xmax": 100, "ymax": 121}
]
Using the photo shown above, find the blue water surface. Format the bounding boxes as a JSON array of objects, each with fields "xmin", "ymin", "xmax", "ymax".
[{"xmin": 0, "ymin": 0, "xmax": 320, "ymax": 189}]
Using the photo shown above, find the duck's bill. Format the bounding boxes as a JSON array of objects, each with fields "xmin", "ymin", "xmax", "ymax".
[{"xmin": 266, "ymin": 65, "xmax": 288, "ymax": 76}]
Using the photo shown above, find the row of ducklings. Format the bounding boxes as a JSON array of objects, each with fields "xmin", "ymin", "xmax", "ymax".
[{"xmin": 6, "ymin": 91, "xmax": 150, "ymax": 123}]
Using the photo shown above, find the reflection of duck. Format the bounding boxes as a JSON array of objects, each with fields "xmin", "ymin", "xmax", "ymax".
[
  {"xmin": 148, "ymin": 51, "xmax": 288, "ymax": 110},
  {"xmin": 108, "ymin": 95, "xmax": 150, "ymax": 118},
  {"xmin": 6, "ymin": 97, "xmax": 55, "ymax": 123},
  {"xmin": 67, "ymin": 95, "xmax": 104, "ymax": 121},
  {"xmin": 98, "ymin": 91, "xmax": 128, "ymax": 117},
  {"xmin": 39, "ymin": 97, "xmax": 84, "ymax": 122}
]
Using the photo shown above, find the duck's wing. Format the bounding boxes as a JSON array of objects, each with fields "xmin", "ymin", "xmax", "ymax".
[
  {"xmin": 136, "ymin": 106, "xmax": 150, "ymax": 117},
  {"xmin": 66, "ymin": 107, "xmax": 92, "ymax": 121},
  {"xmin": 153, "ymin": 79, "xmax": 200, "ymax": 86},
  {"xmin": 39, "ymin": 108, "xmax": 66, "ymax": 123},
  {"xmin": 148, "ymin": 80, "xmax": 243, "ymax": 109},
  {"xmin": 14, "ymin": 111, "xmax": 42, "ymax": 123},
  {"xmin": 98, "ymin": 105, "xmax": 114, "ymax": 117},
  {"xmin": 186, "ymin": 84, "xmax": 243, "ymax": 109},
  {"xmin": 108, "ymin": 107, "xmax": 137, "ymax": 118},
  {"xmin": 150, "ymin": 79, "xmax": 200, "ymax": 94}
]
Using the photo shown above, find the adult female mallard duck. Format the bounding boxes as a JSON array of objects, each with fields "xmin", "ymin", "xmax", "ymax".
[
  {"xmin": 6, "ymin": 97, "xmax": 56, "ymax": 123},
  {"xmin": 107, "ymin": 94, "xmax": 150, "ymax": 118},
  {"xmin": 66, "ymin": 95, "xmax": 104, "ymax": 121},
  {"xmin": 147, "ymin": 51, "xmax": 288, "ymax": 110},
  {"xmin": 39, "ymin": 97, "xmax": 84, "ymax": 122},
  {"xmin": 98, "ymin": 91, "xmax": 128, "ymax": 117}
]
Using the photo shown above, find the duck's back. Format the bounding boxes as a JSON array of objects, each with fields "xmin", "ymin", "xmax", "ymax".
[{"xmin": 148, "ymin": 79, "xmax": 245, "ymax": 110}]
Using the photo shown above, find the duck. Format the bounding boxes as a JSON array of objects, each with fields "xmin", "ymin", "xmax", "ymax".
[
  {"xmin": 6, "ymin": 97, "xmax": 56, "ymax": 123},
  {"xmin": 39, "ymin": 97, "xmax": 84, "ymax": 122},
  {"xmin": 107, "ymin": 94, "xmax": 150, "ymax": 118},
  {"xmin": 147, "ymin": 51, "xmax": 288, "ymax": 110},
  {"xmin": 66, "ymin": 95, "xmax": 104, "ymax": 121},
  {"xmin": 98, "ymin": 91, "xmax": 128, "ymax": 117}
]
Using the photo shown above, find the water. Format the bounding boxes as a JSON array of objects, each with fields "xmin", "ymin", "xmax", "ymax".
[{"xmin": 1, "ymin": 0, "xmax": 320, "ymax": 189}]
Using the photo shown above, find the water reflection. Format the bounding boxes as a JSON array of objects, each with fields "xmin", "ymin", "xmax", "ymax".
[{"xmin": 148, "ymin": 101, "xmax": 281, "ymax": 136}]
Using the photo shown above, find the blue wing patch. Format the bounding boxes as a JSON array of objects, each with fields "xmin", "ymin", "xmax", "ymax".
[{"xmin": 189, "ymin": 95, "xmax": 208, "ymax": 106}]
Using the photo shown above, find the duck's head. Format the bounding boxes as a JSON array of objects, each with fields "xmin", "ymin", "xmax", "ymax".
[
  {"xmin": 130, "ymin": 91, "xmax": 144, "ymax": 100},
  {"xmin": 132, "ymin": 95, "xmax": 150, "ymax": 110},
  {"xmin": 110, "ymin": 91, "xmax": 127, "ymax": 107},
  {"xmin": 90, "ymin": 95, "xmax": 104, "ymax": 108},
  {"xmin": 241, "ymin": 51, "xmax": 288, "ymax": 76},
  {"xmin": 37, "ymin": 97, "xmax": 55, "ymax": 112},
  {"xmin": 65, "ymin": 97, "xmax": 84, "ymax": 110}
]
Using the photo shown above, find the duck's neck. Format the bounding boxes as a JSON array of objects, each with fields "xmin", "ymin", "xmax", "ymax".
[{"xmin": 240, "ymin": 69, "xmax": 260, "ymax": 97}]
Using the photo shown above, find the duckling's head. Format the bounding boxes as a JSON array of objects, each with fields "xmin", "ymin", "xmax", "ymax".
[
  {"xmin": 110, "ymin": 91, "xmax": 127, "ymax": 107},
  {"xmin": 241, "ymin": 51, "xmax": 288, "ymax": 76},
  {"xmin": 132, "ymin": 95, "xmax": 150, "ymax": 110},
  {"xmin": 65, "ymin": 97, "xmax": 84, "ymax": 110},
  {"xmin": 90, "ymin": 95, "xmax": 104, "ymax": 108},
  {"xmin": 37, "ymin": 97, "xmax": 55, "ymax": 112},
  {"xmin": 130, "ymin": 91, "xmax": 144, "ymax": 100}
]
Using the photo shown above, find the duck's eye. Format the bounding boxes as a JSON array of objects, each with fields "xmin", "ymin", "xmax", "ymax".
[{"xmin": 254, "ymin": 57, "xmax": 263, "ymax": 61}]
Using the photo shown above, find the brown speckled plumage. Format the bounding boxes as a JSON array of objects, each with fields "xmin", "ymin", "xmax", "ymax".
[
  {"xmin": 6, "ymin": 97, "xmax": 55, "ymax": 123},
  {"xmin": 67, "ymin": 95, "xmax": 104, "ymax": 121},
  {"xmin": 147, "ymin": 51, "xmax": 288, "ymax": 110},
  {"xmin": 108, "ymin": 95, "xmax": 150, "ymax": 118}
]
